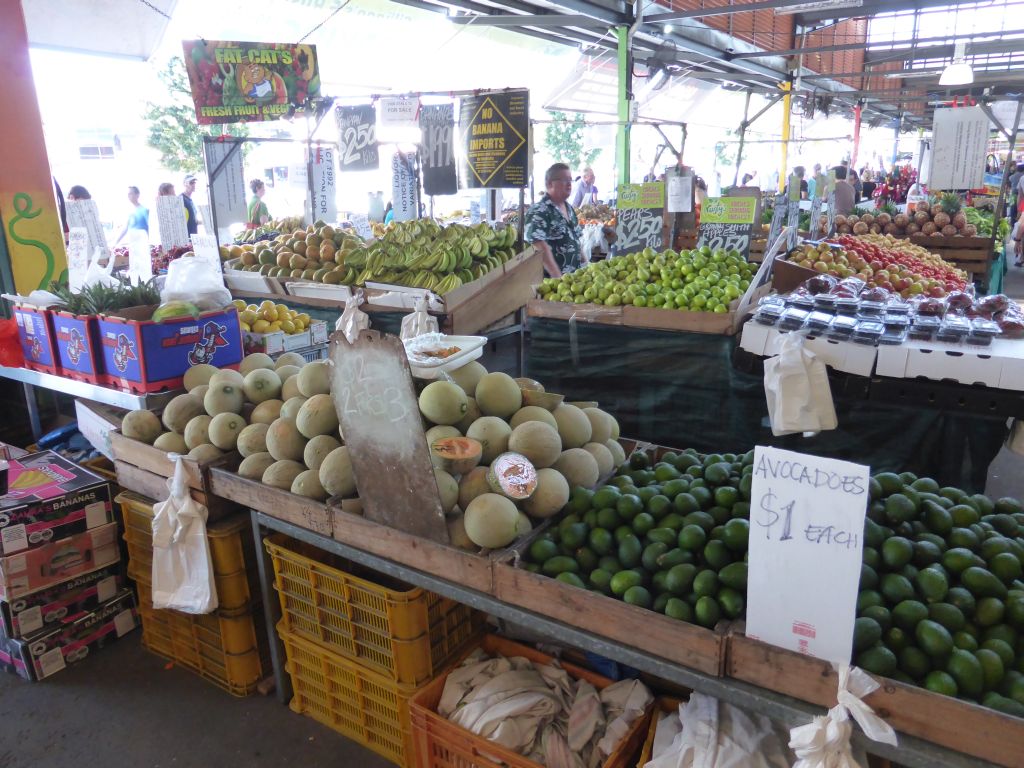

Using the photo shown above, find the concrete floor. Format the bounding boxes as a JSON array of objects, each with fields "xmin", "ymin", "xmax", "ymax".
[{"xmin": 0, "ymin": 631, "xmax": 393, "ymax": 768}]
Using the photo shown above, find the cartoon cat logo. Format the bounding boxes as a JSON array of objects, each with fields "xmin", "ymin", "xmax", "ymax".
[
  {"xmin": 112, "ymin": 334, "xmax": 137, "ymax": 372},
  {"xmin": 65, "ymin": 328, "xmax": 85, "ymax": 365},
  {"xmin": 188, "ymin": 321, "xmax": 229, "ymax": 366},
  {"xmin": 237, "ymin": 62, "xmax": 274, "ymax": 102},
  {"xmin": 28, "ymin": 337, "xmax": 42, "ymax": 360}
]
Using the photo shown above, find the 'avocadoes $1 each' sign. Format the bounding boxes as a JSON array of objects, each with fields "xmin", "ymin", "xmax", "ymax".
[{"xmin": 697, "ymin": 197, "xmax": 757, "ymax": 259}]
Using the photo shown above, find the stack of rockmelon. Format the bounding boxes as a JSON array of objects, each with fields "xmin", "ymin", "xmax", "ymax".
[
  {"xmin": 121, "ymin": 352, "xmax": 354, "ymax": 502},
  {"xmin": 418, "ymin": 362, "xmax": 622, "ymax": 552}
]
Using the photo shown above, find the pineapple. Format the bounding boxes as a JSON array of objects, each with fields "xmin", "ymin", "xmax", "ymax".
[{"xmin": 940, "ymin": 192, "xmax": 962, "ymax": 215}]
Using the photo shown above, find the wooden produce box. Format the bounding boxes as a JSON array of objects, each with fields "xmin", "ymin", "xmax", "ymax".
[
  {"xmin": 110, "ymin": 431, "xmax": 237, "ymax": 520},
  {"xmin": 907, "ymin": 234, "xmax": 993, "ymax": 277},
  {"xmin": 770, "ymin": 255, "xmax": 817, "ymax": 293},
  {"xmin": 728, "ymin": 632, "xmax": 1024, "ymax": 767},
  {"xmin": 207, "ymin": 467, "xmax": 333, "ymax": 537}
]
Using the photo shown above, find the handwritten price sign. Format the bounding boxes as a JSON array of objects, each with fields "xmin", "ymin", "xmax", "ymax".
[
  {"xmin": 614, "ymin": 208, "xmax": 663, "ymax": 255},
  {"xmin": 746, "ymin": 446, "xmax": 869, "ymax": 664},
  {"xmin": 697, "ymin": 197, "xmax": 756, "ymax": 258},
  {"xmin": 336, "ymin": 104, "xmax": 379, "ymax": 171}
]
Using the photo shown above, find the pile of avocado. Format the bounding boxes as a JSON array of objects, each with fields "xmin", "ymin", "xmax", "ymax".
[
  {"xmin": 521, "ymin": 450, "xmax": 1024, "ymax": 716},
  {"xmin": 856, "ymin": 472, "xmax": 1024, "ymax": 715},
  {"xmin": 522, "ymin": 449, "xmax": 752, "ymax": 630}
]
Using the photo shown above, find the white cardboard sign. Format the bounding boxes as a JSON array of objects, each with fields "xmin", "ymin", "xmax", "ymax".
[
  {"xmin": 746, "ymin": 446, "xmax": 869, "ymax": 664},
  {"xmin": 667, "ymin": 174, "xmax": 693, "ymax": 213},
  {"xmin": 66, "ymin": 200, "xmax": 109, "ymax": 259},
  {"xmin": 66, "ymin": 228, "xmax": 89, "ymax": 292},
  {"xmin": 190, "ymin": 234, "xmax": 222, "ymax": 273},
  {"xmin": 380, "ymin": 97, "xmax": 420, "ymax": 127},
  {"xmin": 156, "ymin": 195, "xmax": 189, "ymax": 250},
  {"xmin": 309, "ymin": 145, "xmax": 338, "ymax": 224},
  {"xmin": 127, "ymin": 228, "xmax": 153, "ymax": 282},
  {"xmin": 929, "ymin": 106, "xmax": 988, "ymax": 191}
]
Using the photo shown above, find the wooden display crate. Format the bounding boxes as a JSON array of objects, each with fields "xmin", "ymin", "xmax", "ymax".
[
  {"xmin": 907, "ymin": 234, "xmax": 993, "ymax": 277},
  {"xmin": 728, "ymin": 632, "xmax": 1024, "ymax": 767}
]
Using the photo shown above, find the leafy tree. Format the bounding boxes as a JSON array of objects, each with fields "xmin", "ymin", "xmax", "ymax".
[
  {"xmin": 544, "ymin": 111, "xmax": 601, "ymax": 171},
  {"xmin": 143, "ymin": 57, "xmax": 249, "ymax": 174}
]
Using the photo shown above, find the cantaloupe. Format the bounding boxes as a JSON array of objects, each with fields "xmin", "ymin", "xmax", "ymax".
[
  {"xmin": 418, "ymin": 381, "xmax": 468, "ymax": 426},
  {"xmin": 296, "ymin": 394, "xmax": 339, "ymax": 438},
  {"xmin": 553, "ymin": 448, "xmax": 599, "ymax": 490},
  {"xmin": 184, "ymin": 415, "xmax": 213, "ymax": 450},
  {"xmin": 507, "ymin": 421, "xmax": 562, "ymax": 469},
  {"xmin": 455, "ymin": 397, "xmax": 481, "ymax": 434},
  {"xmin": 425, "ymin": 425, "xmax": 461, "ymax": 446},
  {"xmin": 509, "ymin": 406, "xmax": 558, "ymax": 430},
  {"xmin": 204, "ymin": 382, "xmax": 244, "ymax": 416},
  {"xmin": 514, "ymin": 377, "xmax": 544, "ymax": 392},
  {"xmin": 609, "ymin": 416, "xmax": 620, "ymax": 440},
  {"xmin": 487, "ymin": 453, "xmax": 537, "ymax": 501},
  {"xmin": 263, "ymin": 459, "xmax": 305, "ymax": 490},
  {"xmin": 210, "ymin": 369, "xmax": 244, "ymax": 388},
  {"xmin": 552, "ymin": 404, "xmax": 592, "ymax": 449},
  {"xmin": 281, "ymin": 375, "xmax": 303, "ymax": 401},
  {"xmin": 162, "ymin": 393, "xmax": 205, "ymax": 434},
  {"xmin": 319, "ymin": 446, "xmax": 356, "ymax": 497},
  {"xmin": 431, "ymin": 437, "xmax": 482, "ymax": 474},
  {"xmin": 296, "ymin": 361, "xmax": 331, "ymax": 397},
  {"xmin": 303, "ymin": 434, "xmax": 341, "ymax": 471},
  {"xmin": 521, "ymin": 390, "xmax": 563, "ymax": 411},
  {"xmin": 250, "ymin": 399, "xmax": 283, "ymax": 425},
  {"xmin": 188, "ymin": 444, "xmax": 223, "ymax": 462},
  {"xmin": 237, "ymin": 423, "xmax": 269, "ymax": 457},
  {"xmin": 515, "ymin": 512, "xmax": 532, "ymax": 536},
  {"xmin": 280, "ymin": 396, "xmax": 307, "ymax": 421},
  {"xmin": 449, "ymin": 361, "xmax": 486, "ymax": 397},
  {"xmin": 583, "ymin": 408, "xmax": 614, "ymax": 444},
  {"xmin": 275, "ymin": 352, "xmax": 306, "ymax": 369},
  {"xmin": 240, "ymin": 353, "xmax": 275, "ymax": 376},
  {"xmin": 275, "ymin": 365, "xmax": 300, "ymax": 385},
  {"xmin": 447, "ymin": 515, "xmax": 473, "ymax": 549},
  {"xmin": 266, "ymin": 418, "xmax": 307, "ymax": 462},
  {"xmin": 291, "ymin": 470, "xmax": 327, "ymax": 500},
  {"xmin": 583, "ymin": 442, "xmax": 614, "ymax": 478},
  {"xmin": 458, "ymin": 467, "xmax": 491, "ymax": 511},
  {"xmin": 434, "ymin": 468, "xmax": 459, "ymax": 513},
  {"xmin": 209, "ymin": 412, "xmax": 246, "ymax": 451},
  {"xmin": 243, "ymin": 368, "xmax": 282, "ymax": 404},
  {"xmin": 463, "ymin": 494, "xmax": 519, "ymax": 549},
  {"xmin": 122, "ymin": 410, "xmax": 161, "ymax": 444},
  {"xmin": 183, "ymin": 363, "xmax": 217, "ymax": 392},
  {"xmin": 475, "ymin": 372, "xmax": 522, "ymax": 419},
  {"xmin": 153, "ymin": 431, "xmax": 188, "ymax": 453},
  {"xmin": 606, "ymin": 440, "xmax": 626, "ymax": 468},
  {"xmin": 523, "ymin": 468, "xmax": 570, "ymax": 518},
  {"xmin": 191, "ymin": 384, "xmax": 210, "ymax": 402},
  {"xmin": 238, "ymin": 452, "xmax": 275, "ymax": 480},
  {"xmin": 466, "ymin": 417, "xmax": 512, "ymax": 463}
]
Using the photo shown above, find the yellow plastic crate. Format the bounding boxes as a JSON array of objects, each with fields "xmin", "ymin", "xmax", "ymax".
[
  {"xmin": 265, "ymin": 534, "xmax": 483, "ymax": 686},
  {"xmin": 82, "ymin": 456, "xmax": 118, "ymax": 484},
  {"xmin": 279, "ymin": 625, "xmax": 418, "ymax": 768}
]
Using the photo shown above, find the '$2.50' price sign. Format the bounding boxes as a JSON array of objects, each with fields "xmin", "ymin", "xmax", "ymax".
[{"xmin": 745, "ymin": 446, "xmax": 869, "ymax": 664}]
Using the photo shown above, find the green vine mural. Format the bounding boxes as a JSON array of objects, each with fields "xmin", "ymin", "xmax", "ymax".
[{"xmin": 6, "ymin": 192, "xmax": 56, "ymax": 290}]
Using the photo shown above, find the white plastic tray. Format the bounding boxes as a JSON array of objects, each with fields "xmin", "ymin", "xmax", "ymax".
[{"xmin": 404, "ymin": 333, "xmax": 487, "ymax": 379}]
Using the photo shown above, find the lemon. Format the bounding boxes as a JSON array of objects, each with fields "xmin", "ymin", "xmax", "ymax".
[
  {"xmin": 259, "ymin": 300, "xmax": 274, "ymax": 310},
  {"xmin": 269, "ymin": 321, "xmax": 283, "ymax": 332},
  {"xmin": 239, "ymin": 310, "xmax": 257, "ymax": 325},
  {"xmin": 260, "ymin": 308, "xmax": 278, "ymax": 322},
  {"xmin": 281, "ymin": 320, "xmax": 296, "ymax": 334},
  {"xmin": 246, "ymin": 304, "xmax": 259, "ymax": 313},
  {"xmin": 252, "ymin": 319, "xmax": 270, "ymax": 333},
  {"xmin": 232, "ymin": 299, "xmax": 246, "ymax": 310},
  {"xmin": 240, "ymin": 322, "xmax": 251, "ymax": 332},
  {"xmin": 275, "ymin": 303, "xmax": 290, "ymax": 316}
]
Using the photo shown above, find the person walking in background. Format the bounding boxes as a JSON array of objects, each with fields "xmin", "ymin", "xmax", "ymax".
[
  {"xmin": 1008, "ymin": 161, "xmax": 1022, "ymax": 221},
  {"xmin": 115, "ymin": 186, "xmax": 149, "ymax": 244},
  {"xmin": 786, "ymin": 166, "xmax": 808, "ymax": 200},
  {"xmin": 571, "ymin": 167, "xmax": 599, "ymax": 207},
  {"xmin": 67, "ymin": 185, "xmax": 91, "ymax": 201},
  {"xmin": 247, "ymin": 178, "xmax": 270, "ymax": 229},
  {"xmin": 832, "ymin": 165, "xmax": 856, "ymax": 216},
  {"xmin": 181, "ymin": 174, "xmax": 199, "ymax": 236},
  {"xmin": 525, "ymin": 163, "xmax": 582, "ymax": 278},
  {"xmin": 849, "ymin": 168, "xmax": 863, "ymax": 201},
  {"xmin": 158, "ymin": 182, "xmax": 176, "ymax": 196}
]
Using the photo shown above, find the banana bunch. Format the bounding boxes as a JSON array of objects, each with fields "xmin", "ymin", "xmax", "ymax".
[
  {"xmin": 233, "ymin": 226, "xmax": 280, "ymax": 244},
  {"xmin": 271, "ymin": 215, "xmax": 305, "ymax": 234}
]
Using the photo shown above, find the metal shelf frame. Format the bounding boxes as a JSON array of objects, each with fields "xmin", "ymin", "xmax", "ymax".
[{"xmin": 250, "ymin": 510, "xmax": 997, "ymax": 768}]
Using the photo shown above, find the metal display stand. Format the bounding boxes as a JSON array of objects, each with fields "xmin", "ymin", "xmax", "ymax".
[{"xmin": 250, "ymin": 509, "xmax": 994, "ymax": 768}]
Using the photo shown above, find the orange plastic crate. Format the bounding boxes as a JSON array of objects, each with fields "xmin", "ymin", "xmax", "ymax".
[{"xmin": 409, "ymin": 635, "xmax": 652, "ymax": 768}]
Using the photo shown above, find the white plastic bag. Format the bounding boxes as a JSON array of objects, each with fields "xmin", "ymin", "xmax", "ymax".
[
  {"xmin": 337, "ymin": 288, "xmax": 370, "ymax": 342},
  {"xmin": 400, "ymin": 295, "xmax": 439, "ymax": 340},
  {"xmin": 789, "ymin": 664, "xmax": 896, "ymax": 768},
  {"xmin": 82, "ymin": 246, "xmax": 117, "ymax": 290},
  {"xmin": 161, "ymin": 256, "xmax": 231, "ymax": 311},
  {"xmin": 763, "ymin": 333, "xmax": 837, "ymax": 437},
  {"xmin": 150, "ymin": 455, "xmax": 218, "ymax": 614}
]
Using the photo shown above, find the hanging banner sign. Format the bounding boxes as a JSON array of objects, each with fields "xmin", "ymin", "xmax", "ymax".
[
  {"xmin": 391, "ymin": 151, "xmax": 420, "ymax": 223},
  {"xmin": 66, "ymin": 200, "xmax": 109, "ymax": 259},
  {"xmin": 460, "ymin": 89, "xmax": 529, "ymax": 189},
  {"xmin": 204, "ymin": 138, "xmax": 247, "ymax": 243},
  {"xmin": 156, "ymin": 195, "xmax": 190, "ymax": 250},
  {"xmin": 746, "ymin": 446, "xmax": 868, "ymax": 665},
  {"xmin": 182, "ymin": 40, "xmax": 320, "ymax": 125},
  {"xmin": 420, "ymin": 104, "xmax": 458, "ymax": 196},
  {"xmin": 380, "ymin": 97, "xmax": 420, "ymax": 127},
  {"xmin": 929, "ymin": 106, "xmax": 988, "ymax": 191},
  {"xmin": 614, "ymin": 182, "xmax": 664, "ymax": 255},
  {"xmin": 309, "ymin": 145, "xmax": 337, "ymax": 224},
  {"xmin": 696, "ymin": 197, "xmax": 757, "ymax": 258},
  {"xmin": 336, "ymin": 104, "xmax": 379, "ymax": 171}
]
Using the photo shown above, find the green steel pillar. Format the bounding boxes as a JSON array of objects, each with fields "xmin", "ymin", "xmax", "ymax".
[{"xmin": 616, "ymin": 25, "xmax": 631, "ymax": 187}]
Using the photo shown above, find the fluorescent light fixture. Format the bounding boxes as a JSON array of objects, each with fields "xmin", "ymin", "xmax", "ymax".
[
  {"xmin": 939, "ymin": 42, "xmax": 974, "ymax": 85},
  {"xmin": 663, "ymin": 24, "xmax": 673, "ymax": 34}
]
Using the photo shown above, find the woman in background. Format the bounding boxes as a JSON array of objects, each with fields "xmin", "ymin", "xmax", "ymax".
[
  {"xmin": 247, "ymin": 178, "xmax": 270, "ymax": 228},
  {"xmin": 67, "ymin": 185, "xmax": 91, "ymax": 201}
]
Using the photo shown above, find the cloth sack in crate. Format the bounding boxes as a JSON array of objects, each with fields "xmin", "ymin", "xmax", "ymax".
[
  {"xmin": 763, "ymin": 332, "xmax": 836, "ymax": 437},
  {"xmin": 151, "ymin": 454, "xmax": 218, "ymax": 614},
  {"xmin": 400, "ymin": 295, "xmax": 439, "ymax": 340},
  {"xmin": 337, "ymin": 288, "xmax": 370, "ymax": 342}
]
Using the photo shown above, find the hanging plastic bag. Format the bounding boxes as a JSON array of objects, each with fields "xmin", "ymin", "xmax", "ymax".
[
  {"xmin": 151, "ymin": 454, "xmax": 218, "ymax": 614},
  {"xmin": 160, "ymin": 255, "xmax": 231, "ymax": 312},
  {"xmin": 789, "ymin": 664, "xmax": 896, "ymax": 768},
  {"xmin": 337, "ymin": 288, "xmax": 370, "ymax": 342},
  {"xmin": 400, "ymin": 295, "xmax": 439, "ymax": 341},
  {"xmin": 82, "ymin": 246, "xmax": 117, "ymax": 290},
  {"xmin": 763, "ymin": 333, "xmax": 837, "ymax": 437}
]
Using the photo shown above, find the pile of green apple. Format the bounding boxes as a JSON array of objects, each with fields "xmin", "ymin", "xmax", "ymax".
[{"xmin": 537, "ymin": 247, "xmax": 757, "ymax": 313}]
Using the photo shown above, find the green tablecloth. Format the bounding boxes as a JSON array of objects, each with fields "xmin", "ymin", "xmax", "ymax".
[{"xmin": 986, "ymin": 244, "xmax": 1006, "ymax": 295}]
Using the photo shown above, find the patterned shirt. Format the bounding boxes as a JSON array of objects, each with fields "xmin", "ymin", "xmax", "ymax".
[{"xmin": 525, "ymin": 194, "xmax": 582, "ymax": 273}]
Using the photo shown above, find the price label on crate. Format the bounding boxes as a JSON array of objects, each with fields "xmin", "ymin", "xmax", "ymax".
[
  {"xmin": 330, "ymin": 330, "xmax": 447, "ymax": 542},
  {"xmin": 746, "ymin": 446, "xmax": 869, "ymax": 664}
]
